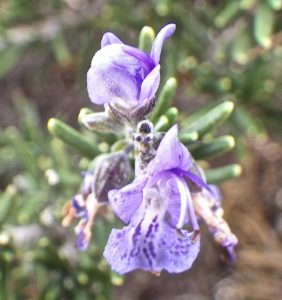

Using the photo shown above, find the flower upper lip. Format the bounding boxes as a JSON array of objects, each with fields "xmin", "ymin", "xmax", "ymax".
[{"xmin": 87, "ymin": 24, "xmax": 176, "ymax": 110}]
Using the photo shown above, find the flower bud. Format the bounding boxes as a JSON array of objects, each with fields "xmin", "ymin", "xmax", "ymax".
[{"xmin": 93, "ymin": 152, "xmax": 132, "ymax": 203}]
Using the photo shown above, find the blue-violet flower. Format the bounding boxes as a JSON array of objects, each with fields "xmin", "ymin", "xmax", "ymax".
[
  {"xmin": 62, "ymin": 172, "xmax": 99, "ymax": 250},
  {"xmin": 62, "ymin": 152, "xmax": 131, "ymax": 250},
  {"xmin": 104, "ymin": 125, "xmax": 210, "ymax": 274},
  {"xmin": 87, "ymin": 24, "xmax": 176, "ymax": 113}
]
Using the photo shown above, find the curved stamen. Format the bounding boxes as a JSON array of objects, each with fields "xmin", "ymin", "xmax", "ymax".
[
  {"xmin": 173, "ymin": 168, "xmax": 216, "ymax": 198},
  {"xmin": 174, "ymin": 175, "xmax": 188, "ymax": 229},
  {"xmin": 184, "ymin": 182, "xmax": 199, "ymax": 232},
  {"xmin": 173, "ymin": 174, "xmax": 199, "ymax": 231}
]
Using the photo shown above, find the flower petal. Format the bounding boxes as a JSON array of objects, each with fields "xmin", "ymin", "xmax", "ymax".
[
  {"xmin": 150, "ymin": 24, "xmax": 176, "ymax": 65},
  {"xmin": 75, "ymin": 220, "xmax": 89, "ymax": 251},
  {"xmin": 87, "ymin": 45, "xmax": 153, "ymax": 107},
  {"xmin": 138, "ymin": 65, "xmax": 160, "ymax": 103},
  {"xmin": 104, "ymin": 186, "xmax": 200, "ymax": 274},
  {"xmin": 101, "ymin": 32, "xmax": 123, "ymax": 47},
  {"xmin": 104, "ymin": 214, "xmax": 200, "ymax": 274},
  {"xmin": 71, "ymin": 196, "xmax": 87, "ymax": 218},
  {"xmin": 147, "ymin": 125, "xmax": 192, "ymax": 174},
  {"xmin": 108, "ymin": 176, "xmax": 147, "ymax": 224}
]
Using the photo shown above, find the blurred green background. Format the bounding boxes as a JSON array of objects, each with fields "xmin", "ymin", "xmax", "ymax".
[{"xmin": 1, "ymin": 1, "xmax": 282, "ymax": 299}]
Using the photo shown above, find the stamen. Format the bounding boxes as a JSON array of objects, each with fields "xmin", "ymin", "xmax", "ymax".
[
  {"xmin": 173, "ymin": 168, "xmax": 216, "ymax": 199},
  {"xmin": 174, "ymin": 175, "xmax": 199, "ymax": 231},
  {"xmin": 185, "ymin": 184, "xmax": 199, "ymax": 231},
  {"xmin": 174, "ymin": 176, "xmax": 188, "ymax": 229}
]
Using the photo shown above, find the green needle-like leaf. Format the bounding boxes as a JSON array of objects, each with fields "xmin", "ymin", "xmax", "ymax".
[
  {"xmin": 215, "ymin": 2, "xmax": 241, "ymax": 28},
  {"xmin": 205, "ymin": 164, "xmax": 242, "ymax": 183},
  {"xmin": 154, "ymin": 115, "xmax": 169, "ymax": 132},
  {"xmin": 269, "ymin": 0, "xmax": 282, "ymax": 10},
  {"xmin": 0, "ymin": 185, "xmax": 16, "ymax": 225},
  {"xmin": 190, "ymin": 135, "xmax": 235, "ymax": 159},
  {"xmin": 254, "ymin": 2, "xmax": 274, "ymax": 48},
  {"xmin": 166, "ymin": 107, "xmax": 178, "ymax": 123},
  {"xmin": 185, "ymin": 101, "xmax": 234, "ymax": 137},
  {"xmin": 231, "ymin": 106, "xmax": 264, "ymax": 136},
  {"xmin": 5, "ymin": 127, "xmax": 38, "ymax": 177},
  {"xmin": 138, "ymin": 26, "xmax": 155, "ymax": 53},
  {"xmin": 48, "ymin": 118, "xmax": 100, "ymax": 158},
  {"xmin": 150, "ymin": 77, "xmax": 177, "ymax": 124},
  {"xmin": 155, "ymin": 107, "xmax": 178, "ymax": 132},
  {"xmin": 179, "ymin": 132, "xmax": 199, "ymax": 145}
]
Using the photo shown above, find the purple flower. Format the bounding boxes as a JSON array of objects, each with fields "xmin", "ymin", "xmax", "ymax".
[
  {"xmin": 62, "ymin": 152, "xmax": 131, "ymax": 250},
  {"xmin": 62, "ymin": 172, "xmax": 101, "ymax": 250},
  {"xmin": 104, "ymin": 125, "xmax": 211, "ymax": 274},
  {"xmin": 87, "ymin": 24, "xmax": 176, "ymax": 113}
]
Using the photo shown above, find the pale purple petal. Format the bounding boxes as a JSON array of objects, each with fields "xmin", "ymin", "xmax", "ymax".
[
  {"xmin": 87, "ymin": 44, "xmax": 154, "ymax": 107},
  {"xmin": 73, "ymin": 210, "xmax": 90, "ymax": 251},
  {"xmin": 158, "ymin": 223, "xmax": 200, "ymax": 273},
  {"xmin": 88, "ymin": 25, "xmax": 174, "ymax": 111},
  {"xmin": 104, "ymin": 215, "xmax": 200, "ymax": 274},
  {"xmin": 104, "ymin": 221, "xmax": 200, "ymax": 274},
  {"xmin": 147, "ymin": 125, "xmax": 192, "ymax": 175},
  {"xmin": 101, "ymin": 32, "xmax": 123, "ymax": 47},
  {"xmin": 138, "ymin": 65, "xmax": 160, "ymax": 103},
  {"xmin": 150, "ymin": 24, "xmax": 176, "ymax": 65},
  {"xmin": 71, "ymin": 197, "xmax": 87, "ymax": 219},
  {"xmin": 108, "ymin": 176, "xmax": 147, "ymax": 224},
  {"xmin": 75, "ymin": 224, "xmax": 88, "ymax": 251},
  {"xmin": 104, "ymin": 194, "xmax": 199, "ymax": 274}
]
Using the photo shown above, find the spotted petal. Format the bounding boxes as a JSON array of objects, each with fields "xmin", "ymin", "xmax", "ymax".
[
  {"xmin": 104, "ymin": 212, "xmax": 199, "ymax": 274},
  {"xmin": 104, "ymin": 186, "xmax": 200, "ymax": 274}
]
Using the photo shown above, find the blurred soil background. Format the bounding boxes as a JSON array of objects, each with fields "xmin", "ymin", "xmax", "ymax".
[{"xmin": 0, "ymin": 1, "xmax": 282, "ymax": 300}]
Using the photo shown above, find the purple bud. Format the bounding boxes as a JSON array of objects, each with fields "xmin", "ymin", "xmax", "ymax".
[{"xmin": 93, "ymin": 152, "xmax": 131, "ymax": 203}]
